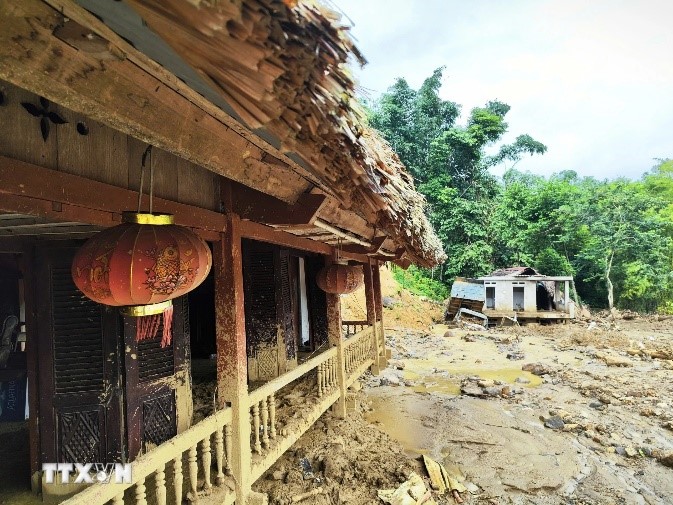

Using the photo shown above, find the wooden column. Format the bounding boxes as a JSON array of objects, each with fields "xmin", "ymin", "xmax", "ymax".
[
  {"xmin": 363, "ymin": 261, "xmax": 381, "ymax": 375},
  {"xmin": 564, "ymin": 280, "xmax": 570, "ymax": 314},
  {"xmin": 326, "ymin": 257, "xmax": 347, "ymax": 418},
  {"xmin": 214, "ymin": 213, "xmax": 252, "ymax": 503},
  {"xmin": 372, "ymin": 261, "xmax": 387, "ymax": 364}
]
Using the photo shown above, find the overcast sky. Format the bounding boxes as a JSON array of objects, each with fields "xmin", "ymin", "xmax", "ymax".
[{"xmin": 332, "ymin": 0, "xmax": 673, "ymax": 180}]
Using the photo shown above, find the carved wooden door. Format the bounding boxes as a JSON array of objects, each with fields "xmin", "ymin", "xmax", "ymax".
[
  {"xmin": 276, "ymin": 250, "xmax": 297, "ymax": 371},
  {"xmin": 35, "ymin": 245, "xmax": 124, "ymax": 465},
  {"xmin": 122, "ymin": 295, "xmax": 191, "ymax": 459},
  {"xmin": 242, "ymin": 241, "xmax": 302, "ymax": 380}
]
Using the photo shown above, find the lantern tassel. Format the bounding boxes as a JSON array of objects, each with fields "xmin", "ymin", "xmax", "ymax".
[
  {"xmin": 136, "ymin": 313, "xmax": 160, "ymax": 342},
  {"xmin": 161, "ymin": 304, "xmax": 173, "ymax": 348}
]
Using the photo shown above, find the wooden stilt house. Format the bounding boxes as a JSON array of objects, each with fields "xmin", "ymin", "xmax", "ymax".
[{"xmin": 0, "ymin": 1, "xmax": 445, "ymax": 504}]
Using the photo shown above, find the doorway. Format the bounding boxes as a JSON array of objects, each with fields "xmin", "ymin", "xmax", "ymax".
[{"xmin": 513, "ymin": 286, "xmax": 525, "ymax": 311}]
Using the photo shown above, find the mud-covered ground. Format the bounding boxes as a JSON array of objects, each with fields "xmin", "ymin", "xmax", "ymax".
[{"xmin": 255, "ymin": 268, "xmax": 673, "ymax": 504}]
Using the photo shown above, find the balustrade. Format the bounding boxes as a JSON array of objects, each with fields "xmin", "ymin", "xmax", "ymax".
[
  {"xmin": 61, "ymin": 408, "xmax": 235, "ymax": 505},
  {"xmin": 342, "ymin": 320, "xmax": 368, "ymax": 336},
  {"xmin": 63, "ymin": 324, "xmax": 379, "ymax": 505}
]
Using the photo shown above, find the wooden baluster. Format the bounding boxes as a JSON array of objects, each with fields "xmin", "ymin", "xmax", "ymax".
[
  {"xmin": 261, "ymin": 396, "xmax": 270, "ymax": 448},
  {"xmin": 317, "ymin": 362, "xmax": 323, "ymax": 397},
  {"xmin": 215, "ymin": 426, "xmax": 225, "ymax": 486},
  {"xmin": 135, "ymin": 478, "xmax": 147, "ymax": 505},
  {"xmin": 173, "ymin": 455, "xmax": 183, "ymax": 504},
  {"xmin": 327, "ymin": 357, "xmax": 332, "ymax": 388},
  {"xmin": 201, "ymin": 435, "xmax": 212, "ymax": 492},
  {"xmin": 224, "ymin": 424, "xmax": 233, "ymax": 475},
  {"xmin": 269, "ymin": 393, "xmax": 277, "ymax": 440},
  {"xmin": 188, "ymin": 445, "xmax": 198, "ymax": 500},
  {"xmin": 330, "ymin": 358, "xmax": 336, "ymax": 388},
  {"xmin": 112, "ymin": 492, "xmax": 124, "ymax": 505},
  {"xmin": 324, "ymin": 360, "xmax": 330, "ymax": 391},
  {"xmin": 155, "ymin": 468, "xmax": 167, "ymax": 505},
  {"xmin": 252, "ymin": 402, "xmax": 262, "ymax": 454}
]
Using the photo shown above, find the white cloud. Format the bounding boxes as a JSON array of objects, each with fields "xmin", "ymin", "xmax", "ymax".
[{"xmin": 333, "ymin": 0, "xmax": 673, "ymax": 179}]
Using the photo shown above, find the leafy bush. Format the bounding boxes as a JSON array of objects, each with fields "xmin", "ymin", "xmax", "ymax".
[{"xmin": 392, "ymin": 265, "xmax": 449, "ymax": 301}]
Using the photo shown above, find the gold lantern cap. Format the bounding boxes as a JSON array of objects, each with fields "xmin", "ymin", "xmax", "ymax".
[
  {"xmin": 122, "ymin": 212, "xmax": 174, "ymax": 225},
  {"xmin": 120, "ymin": 300, "xmax": 172, "ymax": 317}
]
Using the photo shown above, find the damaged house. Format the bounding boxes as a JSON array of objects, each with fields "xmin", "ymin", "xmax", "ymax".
[
  {"xmin": 0, "ymin": 1, "xmax": 445, "ymax": 504},
  {"xmin": 447, "ymin": 267, "xmax": 575, "ymax": 325}
]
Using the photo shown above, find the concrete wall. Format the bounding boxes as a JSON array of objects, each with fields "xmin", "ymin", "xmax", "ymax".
[{"xmin": 485, "ymin": 280, "xmax": 537, "ymax": 312}]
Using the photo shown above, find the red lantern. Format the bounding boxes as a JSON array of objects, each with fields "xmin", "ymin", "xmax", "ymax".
[
  {"xmin": 72, "ymin": 212, "xmax": 211, "ymax": 347},
  {"xmin": 316, "ymin": 261, "xmax": 364, "ymax": 294}
]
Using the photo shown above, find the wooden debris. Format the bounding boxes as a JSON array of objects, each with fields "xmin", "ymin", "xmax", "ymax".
[{"xmin": 290, "ymin": 487, "xmax": 324, "ymax": 502}]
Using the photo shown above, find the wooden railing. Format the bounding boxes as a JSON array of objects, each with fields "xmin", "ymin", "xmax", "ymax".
[
  {"xmin": 248, "ymin": 347, "xmax": 340, "ymax": 481},
  {"xmin": 61, "ymin": 408, "xmax": 235, "ymax": 505},
  {"xmin": 344, "ymin": 325, "xmax": 374, "ymax": 384},
  {"xmin": 342, "ymin": 319, "xmax": 369, "ymax": 336},
  {"xmin": 62, "ymin": 325, "xmax": 382, "ymax": 505}
]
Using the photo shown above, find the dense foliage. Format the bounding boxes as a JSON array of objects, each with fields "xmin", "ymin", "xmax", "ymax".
[{"xmin": 369, "ymin": 69, "xmax": 673, "ymax": 312}]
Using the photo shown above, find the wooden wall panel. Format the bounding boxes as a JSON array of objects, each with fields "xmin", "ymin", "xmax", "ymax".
[
  {"xmin": 56, "ymin": 107, "xmax": 129, "ymax": 188},
  {"xmin": 0, "ymin": 80, "xmax": 220, "ymax": 213},
  {"xmin": 0, "ymin": 84, "xmax": 57, "ymax": 169},
  {"xmin": 177, "ymin": 157, "xmax": 220, "ymax": 211}
]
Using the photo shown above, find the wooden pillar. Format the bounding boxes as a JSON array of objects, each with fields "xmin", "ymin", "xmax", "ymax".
[
  {"xmin": 564, "ymin": 280, "xmax": 570, "ymax": 313},
  {"xmin": 326, "ymin": 257, "xmax": 347, "ymax": 418},
  {"xmin": 372, "ymin": 261, "xmax": 386, "ymax": 361},
  {"xmin": 363, "ymin": 261, "xmax": 381, "ymax": 374},
  {"xmin": 214, "ymin": 213, "xmax": 252, "ymax": 503}
]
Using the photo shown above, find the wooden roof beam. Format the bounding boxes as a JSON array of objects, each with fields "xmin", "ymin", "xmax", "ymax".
[
  {"xmin": 0, "ymin": 1, "xmax": 310, "ymax": 203},
  {"xmin": 229, "ymin": 181, "xmax": 328, "ymax": 226}
]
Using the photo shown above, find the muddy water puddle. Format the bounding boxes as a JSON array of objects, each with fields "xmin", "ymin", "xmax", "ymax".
[{"xmin": 402, "ymin": 356, "xmax": 543, "ymax": 394}]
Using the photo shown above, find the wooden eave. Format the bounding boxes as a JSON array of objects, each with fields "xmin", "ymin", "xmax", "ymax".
[{"xmin": 0, "ymin": 0, "xmax": 444, "ymax": 266}]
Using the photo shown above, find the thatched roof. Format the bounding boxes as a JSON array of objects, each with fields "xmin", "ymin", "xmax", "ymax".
[{"xmin": 128, "ymin": 0, "xmax": 446, "ymax": 267}]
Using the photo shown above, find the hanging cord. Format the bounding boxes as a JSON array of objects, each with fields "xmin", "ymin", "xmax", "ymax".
[
  {"xmin": 138, "ymin": 145, "xmax": 152, "ymax": 213},
  {"xmin": 149, "ymin": 153, "xmax": 154, "ymax": 215}
]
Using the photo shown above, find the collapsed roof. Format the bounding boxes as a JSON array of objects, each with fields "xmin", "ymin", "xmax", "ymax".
[{"xmin": 119, "ymin": 0, "xmax": 446, "ymax": 267}]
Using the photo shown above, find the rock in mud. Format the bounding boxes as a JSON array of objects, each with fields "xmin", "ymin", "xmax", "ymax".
[
  {"xmin": 543, "ymin": 416, "xmax": 565, "ymax": 430},
  {"xmin": 382, "ymin": 296, "xmax": 397, "ymax": 308},
  {"xmin": 656, "ymin": 450, "xmax": 673, "ymax": 467},
  {"xmin": 507, "ymin": 351, "xmax": 525, "ymax": 360},
  {"xmin": 522, "ymin": 362, "xmax": 550, "ymax": 376},
  {"xmin": 461, "ymin": 383, "xmax": 486, "ymax": 397},
  {"xmin": 443, "ymin": 330, "xmax": 457, "ymax": 338}
]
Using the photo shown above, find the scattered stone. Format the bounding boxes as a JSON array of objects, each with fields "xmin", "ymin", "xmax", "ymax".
[
  {"xmin": 656, "ymin": 451, "xmax": 673, "ymax": 467},
  {"xmin": 271, "ymin": 470, "xmax": 285, "ymax": 481},
  {"xmin": 507, "ymin": 351, "xmax": 525, "ymax": 360},
  {"xmin": 544, "ymin": 416, "xmax": 565, "ymax": 430},
  {"xmin": 443, "ymin": 330, "xmax": 457, "ymax": 338},
  {"xmin": 515, "ymin": 376, "xmax": 530, "ymax": 384},
  {"xmin": 389, "ymin": 360, "xmax": 406, "ymax": 370},
  {"xmin": 460, "ymin": 383, "xmax": 486, "ymax": 397},
  {"xmin": 522, "ymin": 363, "xmax": 551, "ymax": 376},
  {"xmin": 625, "ymin": 447, "xmax": 638, "ymax": 458},
  {"xmin": 382, "ymin": 296, "xmax": 397, "ymax": 308},
  {"xmin": 589, "ymin": 401, "xmax": 604, "ymax": 409},
  {"xmin": 462, "ymin": 334, "xmax": 477, "ymax": 342},
  {"xmin": 380, "ymin": 374, "xmax": 400, "ymax": 386}
]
